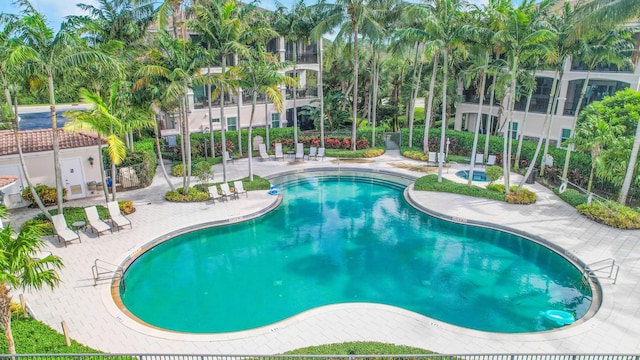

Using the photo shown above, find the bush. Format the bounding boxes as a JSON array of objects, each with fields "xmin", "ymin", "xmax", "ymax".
[
  {"xmin": 485, "ymin": 166, "xmax": 503, "ymax": 184},
  {"xmin": 506, "ymin": 188, "xmax": 537, "ymax": 204},
  {"xmin": 118, "ymin": 200, "xmax": 135, "ymax": 215},
  {"xmin": 401, "ymin": 148, "xmax": 430, "ymax": 161},
  {"xmin": 165, "ymin": 187, "xmax": 210, "ymax": 202},
  {"xmin": 286, "ymin": 341, "xmax": 434, "ymax": 355},
  {"xmin": 21, "ymin": 185, "xmax": 66, "ymax": 206},
  {"xmin": 414, "ymin": 174, "xmax": 506, "ymax": 201},
  {"xmin": 577, "ymin": 201, "xmax": 640, "ymax": 229},
  {"xmin": 325, "ymin": 148, "xmax": 382, "ymax": 158},
  {"xmin": 363, "ymin": 148, "xmax": 385, "ymax": 158},
  {"xmin": 556, "ymin": 188, "xmax": 587, "ymax": 207}
]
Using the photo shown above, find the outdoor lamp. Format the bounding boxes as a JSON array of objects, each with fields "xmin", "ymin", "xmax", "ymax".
[{"xmin": 88, "ymin": 156, "xmax": 94, "ymax": 167}]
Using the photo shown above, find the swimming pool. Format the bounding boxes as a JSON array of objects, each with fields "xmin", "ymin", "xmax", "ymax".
[
  {"xmin": 117, "ymin": 173, "xmax": 594, "ymax": 334},
  {"xmin": 456, "ymin": 169, "xmax": 489, "ymax": 182}
]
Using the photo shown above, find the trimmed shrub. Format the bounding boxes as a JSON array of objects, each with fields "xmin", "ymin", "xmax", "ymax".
[
  {"xmin": 485, "ymin": 166, "xmax": 503, "ymax": 184},
  {"xmin": 414, "ymin": 174, "xmax": 506, "ymax": 201},
  {"xmin": 165, "ymin": 187, "xmax": 210, "ymax": 202},
  {"xmin": 506, "ymin": 188, "xmax": 537, "ymax": 204},
  {"xmin": 555, "ymin": 188, "xmax": 587, "ymax": 207},
  {"xmin": 21, "ymin": 185, "xmax": 66, "ymax": 206},
  {"xmin": 363, "ymin": 148, "xmax": 385, "ymax": 158},
  {"xmin": 118, "ymin": 200, "xmax": 135, "ymax": 215},
  {"xmin": 577, "ymin": 201, "xmax": 640, "ymax": 229}
]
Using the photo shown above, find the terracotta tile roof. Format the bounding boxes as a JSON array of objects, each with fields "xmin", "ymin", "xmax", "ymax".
[
  {"xmin": 0, "ymin": 176, "xmax": 17, "ymax": 188},
  {"xmin": 0, "ymin": 129, "xmax": 105, "ymax": 156}
]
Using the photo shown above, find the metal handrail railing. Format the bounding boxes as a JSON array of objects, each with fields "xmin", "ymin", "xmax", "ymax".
[
  {"xmin": 584, "ymin": 258, "xmax": 619, "ymax": 284},
  {"xmin": 91, "ymin": 259, "xmax": 123, "ymax": 286}
]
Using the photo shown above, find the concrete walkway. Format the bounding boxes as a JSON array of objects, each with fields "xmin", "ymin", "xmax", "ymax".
[{"xmin": 10, "ymin": 151, "xmax": 640, "ymax": 354}]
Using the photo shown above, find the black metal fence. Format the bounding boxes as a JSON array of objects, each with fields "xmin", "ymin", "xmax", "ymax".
[
  {"xmin": 103, "ymin": 162, "xmax": 154, "ymax": 191},
  {"xmin": 0, "ymin": 354, "xmax": 638, "ymax": 360}
]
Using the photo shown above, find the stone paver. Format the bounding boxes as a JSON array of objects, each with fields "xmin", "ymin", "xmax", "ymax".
[{"xmin": 10, "ymin": 151, "xmax": 640, "ymax": 354}]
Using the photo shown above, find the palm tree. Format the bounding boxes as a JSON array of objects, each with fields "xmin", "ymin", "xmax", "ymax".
[
  {"xmin": 560, "ymin": 28, "xmax": 635, "ymax": 186},
  {"xmin": 9, "ymin": 0, "xmax": 114, "ymax": 214},
  {"xmin": 565, "ymin": 108, "xmax": 624, "ymax": 195},
  {"xmin": 493, "ymin": 0, "xmax": 555, "ymax": 193},
  {"xmin": 233, "ymin": 48, "xmax": 296, "ymax": 181},
  {"xmin": 0, "ymin": 221, "xmax": 63, "ymax": 354}
]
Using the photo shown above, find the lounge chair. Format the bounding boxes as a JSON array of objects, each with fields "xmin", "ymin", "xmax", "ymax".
[
  {"xmin": 316, "ymin": 147, "xmax": 325, "ymax": 161},
  {"xmin": 233, "ymin": 180, "xmax": 248, "ymax": 198},
  {"xmin": 208, "ymin": 185, "xmax": 224, "ymax": 203},
  {"xmin": 259, "ymin": 143, "xmax": 270, "ymax": 161},
  {"xmin": 474, "ymin": 153, "xmax": 484, "ymax": 165},
  {"xmin": 84, "ymin": 206, "xmax": 111, "ymax": 237},
  {"xmin": 274, "ymin": 143, "xmax": 284, "ymax": 161},
  {"xmin": 428, "ymin": 152, "xmax": 437, "ymax": 164},
  {"xmin": 51, "ymin": 214, "xmax": 81, "ymax": 247},
  {"xmin": 107, "ymin": 201, "xmax": 131, "ymax": 231},
  {"xmin": 487, "ymin": 154, "xmax": 497, "ymax": 166},
  {"xmin": 224, "ymin": 151, "xmax": 236, "ymax": 164},
  {"xmin": 306, "ymin": 146, "xmax": 317, "ymax": 160},
  {"xmin": 220, "ymin": 183, "xmax": 237, "ymax": 200},
  {"xmin": 295, "ymin": 143, "xmax": 304, "ymax": 161}
]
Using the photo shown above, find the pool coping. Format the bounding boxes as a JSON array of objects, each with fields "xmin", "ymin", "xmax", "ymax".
[{"xmin": 103, "ymin": 168, "xmax": 603, "ymax": 342}]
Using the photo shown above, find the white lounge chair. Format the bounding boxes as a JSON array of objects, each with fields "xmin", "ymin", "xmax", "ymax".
[
  {"xmin": 233, "ymin": 180, "xmax": 248, "ymax": 198},
  {"xmin": 306, "ymin": 146, "xmax": 317, "ymax": 160},
  {"xmin": 107, "ymin": 201, "xmax": 131, "ymax": 231},
  {"xmin": 84, "ymin": 206, "xmax": 111, "ymax": 237},
  {"xmin": 224, "ymin": 150, "xmax": 236, "ymax": 164},
  {"xmin": 316, "ymin": 147, "xmax": 325, "ymax": 161},
  {"xmin": 487, "ymin": 154, "xmax": 497, "ymax": 166},
  {"xmin": 51, "ymin": 214, "xmax": 81, "ymax": 247},
  {"xmin": 220, "ymin": 183, "xmax": 237, "ymax": 200},
  {"xmin": 259, "ymin": 143, "xmax": 270, "ymax": 161},
  {"xmin": 295, "ymin": 143, "xmax": 304, "ymax": 162},
  {"xmin": 208, "ymin": 185, "xmax": 224, "ymax": 203},
  {"xmin": 474, "ymin": 153, "xmax": 484, "ymax": 165},
  {"xmin": 274, "ymin": 143, "xmax": 284, "ymax": 161}
]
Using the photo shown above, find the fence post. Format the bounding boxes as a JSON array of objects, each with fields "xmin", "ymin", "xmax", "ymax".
[{"xmin": 61, "ymin": 321, "xmax": 71, "ymax": 346}]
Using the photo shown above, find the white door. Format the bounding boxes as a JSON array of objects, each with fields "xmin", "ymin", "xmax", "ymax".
[{"xmin": 61, "ymin": 158, "xmax": 86, "ymax": 200}]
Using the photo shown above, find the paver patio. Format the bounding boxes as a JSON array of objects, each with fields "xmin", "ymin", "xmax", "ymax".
[{"xmin": 10, "ymin": 151, "xmax": 640, "ymax": 354}]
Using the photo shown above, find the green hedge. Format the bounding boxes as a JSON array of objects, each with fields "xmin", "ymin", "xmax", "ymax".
[
  {"xmin": 286, "ymin": 341, "xmax": 435, "ymax": 355},
  {"xmin": 414, "ymin": 174, "xmax": 506, "ymax": 201}
]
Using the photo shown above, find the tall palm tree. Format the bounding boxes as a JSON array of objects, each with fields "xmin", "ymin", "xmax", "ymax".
[
  {"xmin": 565, "ymin": 107, "xmax": 625, "ymax": 195},
  {"xmin": 10, "ymin": 0, "xmax": 114, "ymax": 214},
  {"xmin": 233, "ymin": 48, "xmax": 296, "ymax": 181},
  {"xmin": 0, "ymin": 222, "xmax": 63, "ymax": 354},
  {"xmin": 560, "ymin": 28, "xmax": 635, "ymax": 186}
]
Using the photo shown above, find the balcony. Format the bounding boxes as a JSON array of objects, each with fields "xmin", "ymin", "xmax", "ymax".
[{"xmin": 285, "ymin": 86, "xmax": 318, "ymax": 99}]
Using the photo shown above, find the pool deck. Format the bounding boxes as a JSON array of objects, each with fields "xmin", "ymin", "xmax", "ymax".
[{"xmin": 11, "ymin": 151, "xmax": 640, "ymax": 354}]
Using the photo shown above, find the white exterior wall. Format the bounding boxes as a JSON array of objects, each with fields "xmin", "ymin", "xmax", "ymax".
[{"xmin": 0, "ymin": 146, "xmax": 103, "ymax": 208}]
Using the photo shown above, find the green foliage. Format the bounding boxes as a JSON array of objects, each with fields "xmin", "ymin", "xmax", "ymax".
[
  {"xmin": 22, "ymin": 206, "xmax": 111, "ymax": 236},
  {"xmin": 285, "ymin": 341, "xmax": 435, "ymax": 355},
  {"xmin": 577, "ymin": 201, "xmax": 640, "ymax": 229},
  {"xmin": 485, "ymin": 166, "xmax": 503, "ymax": 184},
  {"xmin": 401, "ymin": 148, "xmax": 430, "ymax": 161},
  {"xmin": 165, "ymin": 187, "xmax": 210, "ymax": 202},
  {"xmin": 237, "ymin": 176, "xmax": 271, "ymax": 191},
  {"xmin": 414, "ymin": 175, "xmax": 506, "ymax": 201},
  {"xmin": 506, "ymin": 188, "xmax": 537, "ymax": 204},
  {"xmin": 171, "ymin": 158, "xmax": 216, "ymax": 177},
  {"xmin": 21, "ymin": 185, "xmax": 66, "ymax": 205},
  {"xmin": 325, "ymin": 147, "xmax": 384, "ymax": 158},
  {"xmin": 194, "ymin": 161, "xmax": 214, "ymax": 184},
  {"xmin": 556, "ymin": 188, "xmax": 587, "ymax": 207},
  {"xmin": 0, "ymin": 314, "xmax": 100, "ymax": 354}
]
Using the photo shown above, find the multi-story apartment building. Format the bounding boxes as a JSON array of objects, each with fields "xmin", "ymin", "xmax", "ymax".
[
  {"xmin": 157, "ymin": 36, "xmax": 321, "ymax": 138},
  {"xmin": 454, "ymin": 39, "xmax": 640, "ymax": 151}
]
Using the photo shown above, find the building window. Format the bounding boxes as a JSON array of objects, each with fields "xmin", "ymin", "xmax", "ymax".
[
  {"xmin": 212, "ymin": 118, "xmax": 220, "ymax": 123},
  {"xmin": 510, "ymin": 122, "xmax": 518, "ymax": 139},
  {"xmin": 271, "ymin": 113, "xmax": 280, "ymax": 128},
  {"xmin": 227, "ymin": 116, "xmax": 237, "ymax": 131},
  {"xmin": 560, "ymin": 128, "xmax": 572, "ymax": 148}
]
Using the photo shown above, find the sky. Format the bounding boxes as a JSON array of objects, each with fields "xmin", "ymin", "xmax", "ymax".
[{"xmin": 1, "ymin": 0, "xmax": 492, "ymax": 33}]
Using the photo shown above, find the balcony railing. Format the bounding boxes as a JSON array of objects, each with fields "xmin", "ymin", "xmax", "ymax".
[{"xmin": 286, "ymin": 86, "xmax": 319, "ymax": 99}]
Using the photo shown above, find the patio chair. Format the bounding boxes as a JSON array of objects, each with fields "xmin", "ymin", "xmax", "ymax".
[
  {"xmin": 474, "ymin": 153, "xmax": 484, "ymax": 166},
  {"xmin": 51, "ymin": 214, "xmax": 81, "ymax": 247},
  {"xmin": 224, "ymin": 151, "xmax": 236, "ymax": 164},
  {"xmin": 295, "ymin": 143, "xmax": 304, "ymax": 162},
  {"xmin": 220, "ymin": 182, "xmax": 237, "ymax": 200},
  {"xmin": 306, "ymin": 146, "xmax": 317, "ymax": 160},
  {"xmin": 487, "ymin": 155, "xmax": 497, "ymax": 166},
  {"xmin": 259, "ymin": 143, "xmax": 270, "ymax": 161},
  {"xmin": 316, "ymin": 147, "xmax": 325, "ymax": 161},
  {"xmin": 208, "ymin": 185, "xmax": 224, "ymax": 203},
  {"xmin": 107, "ymin": 201, "xmax": 132, "ymax": 231},
  {"xmin": 84, "ymin": 206, "xmax": 111, "ymax": 237},
  {"xmin": 274, "ymin": 143, "xmax": 284, "ymax": 161},
  {"xmin": 233, "ymin": 180, "xmax": 248, "ymax": 198},
  {"xmin": 428, "ymin": 152, "xmax": 437, "ymax": 164}
]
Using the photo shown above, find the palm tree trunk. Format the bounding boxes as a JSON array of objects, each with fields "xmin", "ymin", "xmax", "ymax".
[
  {"xmin": 97, "ymin": 143, "xmax": 109, "ymax": 203},
  {"xmin": 220, "ymin": 55, "xmax": 228, "ymax": 183},
  {"xmin": 111, "ymin": 161, "xmax": 117, "ymax": 201},
  {"xmin": 562, "ymin": 71, "xmax": 591, "ymax": 183},
  {"xmin": 371, "ymin": 51, "xmax": 380, "ymax": 148},
  {"xmin": 483, "ymin": 73, "xmax": 497, "ymax": 160},
  {"xmin": 517, "ymin": 70, "xmax": 560, "ymax": 190},
  {"xmin": 47, "ymin": 72, "xmax": 64, "ymax": 215},
  {"xmin": 155, "ymin": 114, "xmax": 175, "ymax": 191},
  {"xmin": 237, "ymin": 86, "xmax": 242, "ymax": 156},
  {"xmin": 351, "ymin": 25, "xmax": 359, "ymax": 151},
  {"xmin": 514, "ymin": 83, "xmax": 534, "ymax": 171},
  {"xmin": 408, "ymin": 42, "xmax": 420, "ymax": 147},
  {"xmin": 318, "ymin": 37, "xmax": 325, "ymax": 148},
  {"xmin": 540, "ymin": 70, "xmax": 564, "ymax": 177},
  {"xmin": 293, "ymin": 42, "xmax": 299, "ymax": 145},
  {"xmin": 0, "ymin": 285, "xmax": 15, "ymax": 355},
  {"xmin": 265, "ymin": 102, "xmax": 270, "ymax": 148},
  {"xmin": 437, "ymin": 49, "xmax": 448, "ymax": 182},
  {"xmin": 207, "ymin": 58, "xmax": 216, "ymax": 158},
  {"xmin": 503, "ymin": 55, "xmax": 519, "ymax": 194},
  {"xmin": 468, "ymin": 52, "xmax": 488, "ymax": 186},
  {"xmin": 619, "ymin": 122, "xmax": 640, "ymax": 204},
  {"xmin": 249, "ymin": 92, "xmax": 257, "ymax": 181},
  {"xmin": 423, "ymin": 52, "xmax": 439, "ymax": 153}
]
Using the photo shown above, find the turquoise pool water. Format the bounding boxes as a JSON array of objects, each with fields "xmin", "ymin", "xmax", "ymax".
[
  {"xmin": 119, "ymin": 174, "xmax": 593, "ymax": 334},
  {"xmin": 456, "ymin": 170, "xmax": 489, "ymax": 182}
]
